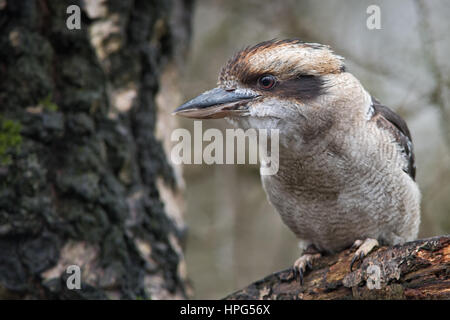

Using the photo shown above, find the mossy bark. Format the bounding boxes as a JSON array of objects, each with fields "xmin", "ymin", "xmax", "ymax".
[{"xmin": 0, "ymin": 0, "xmax": 192, "ymax": 299}]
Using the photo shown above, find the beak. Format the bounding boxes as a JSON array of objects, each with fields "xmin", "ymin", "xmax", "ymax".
[{"xmin": 173, "ymin": 87, "xmax": 259, "ymax": 119}]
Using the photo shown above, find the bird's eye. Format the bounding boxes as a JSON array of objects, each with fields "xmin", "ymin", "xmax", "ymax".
[{"xmin": 258, "ymin": 75, "xmax": 276, "ymax": 90}]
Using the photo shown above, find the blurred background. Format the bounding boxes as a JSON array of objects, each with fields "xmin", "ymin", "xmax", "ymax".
[{"xmin": 173, "ymin": 0, "xmax": 450, "ymax": 299}]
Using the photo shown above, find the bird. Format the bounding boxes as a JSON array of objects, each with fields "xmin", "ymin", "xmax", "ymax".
[{"xmin": 173, "ymin": 39, "xmax": 421, "ymax": 283}]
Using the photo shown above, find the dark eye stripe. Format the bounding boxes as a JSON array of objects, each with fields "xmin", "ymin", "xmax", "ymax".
[{"xmin": 271, "ymin": 75, "xmax": 326, "ymax": 100}]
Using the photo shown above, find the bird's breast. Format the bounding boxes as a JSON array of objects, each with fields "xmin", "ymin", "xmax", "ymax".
[{"xmin": 259, "ymin": 142, "xmax": 415, "ymax": 252}]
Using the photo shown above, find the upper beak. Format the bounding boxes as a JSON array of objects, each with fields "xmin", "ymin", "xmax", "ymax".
[{"xmin": 173, "ymin": 87, "xmax": 258, "ymax": 119}]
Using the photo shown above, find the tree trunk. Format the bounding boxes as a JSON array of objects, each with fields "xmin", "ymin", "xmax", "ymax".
[
  {"xmin": 224, "ymin": 235, "xmax": 450, "ymax": 300},
  {"xmin": 0, "ymin": 0, "xmax": 192, "ymax": 299}
]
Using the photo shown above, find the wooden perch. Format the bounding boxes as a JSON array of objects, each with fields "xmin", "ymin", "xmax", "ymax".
[{"xmin": 224, "ymin": 235, "xmax": 450, "ymax": 300}]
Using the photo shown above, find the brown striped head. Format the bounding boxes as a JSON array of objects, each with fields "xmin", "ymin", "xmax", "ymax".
[
  {"xmin": 219, "ymin": 39, "xmax": 345, "ymax": 87},
  {"xmin": 174, "ymin": 39, "xmax": 346, "ymax": 119}
]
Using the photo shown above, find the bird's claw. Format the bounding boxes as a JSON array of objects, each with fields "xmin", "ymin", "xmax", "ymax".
[
  {"xmin": 292, "ymin": 253, "xmax": 321, "ymax": 285},
  {"xmin": 349, "ymin": 238, "xmax": 379, "ymax": 271},
  {"xmin": 293, "ymin": 262, "xmax": 306, "ymax": 285},
  {"xmin": 298, "ymin": 267, "xmax": 304, "ymax": 284},
  {"xmin": 350, "ymin": 250, "xmax": 365, "ymax": 271},
  {"xmin": 351, "ymin": 239, "xmax": 363, "ymax": 249}
]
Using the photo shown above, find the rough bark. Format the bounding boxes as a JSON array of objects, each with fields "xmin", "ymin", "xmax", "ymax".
[
  {"xmin": 0, "ymin": 0, "xmax": 192, "ymax": 299},
  {"xmin": 225, "ymin": 235, "xmax": 450, "ymax": 300}
]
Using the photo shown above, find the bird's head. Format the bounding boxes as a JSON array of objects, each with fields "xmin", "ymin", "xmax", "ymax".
[{"xmin": 174, "ymin": 39, "xmax": 368, "ymax": 142}]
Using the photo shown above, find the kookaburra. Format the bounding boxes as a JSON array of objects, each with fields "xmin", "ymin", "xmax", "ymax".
[{"xmin": 174, "ymin": 39, "xmax": 421, "ymax": 281}]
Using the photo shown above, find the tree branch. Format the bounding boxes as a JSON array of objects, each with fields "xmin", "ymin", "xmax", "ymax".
[{"xmin": 224, "ymin": 235, "xmax": 450, "ymax": 300}]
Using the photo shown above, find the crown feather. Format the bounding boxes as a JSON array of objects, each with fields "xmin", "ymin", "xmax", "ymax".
[{"xmin": 219, "ymin": 39, "xmax": 345, "ymax": 87}]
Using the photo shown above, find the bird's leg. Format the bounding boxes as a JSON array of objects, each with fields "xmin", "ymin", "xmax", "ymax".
[
  {"xmin": 293, "ymin": 244, "xmax": 321, "ymax": 285},
  {"xmin": 350, "ymin": 238, "xmax": 379, "ymax": 271}
]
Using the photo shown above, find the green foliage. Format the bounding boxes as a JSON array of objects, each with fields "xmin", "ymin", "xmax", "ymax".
[
  {"xmin": 39, "ymin": 93, "xmax": 59, "ymax": 112},
  {"xmin": 0, "ymin": 117, "xmax": 22, "ymax": 165}
]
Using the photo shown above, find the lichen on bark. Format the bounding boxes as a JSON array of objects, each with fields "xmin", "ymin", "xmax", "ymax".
[{"xmin": 0, "ymin": 117, "xmax": 22, "ymax": 165}]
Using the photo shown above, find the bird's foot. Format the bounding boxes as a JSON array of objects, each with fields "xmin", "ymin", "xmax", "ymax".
[
  {"xmin": 292, "ymin": 252, "xmax": 321, "ymax": 285},
  {"xmin": 350, "ymin": 238, "xmax": 379, "ymax": 271}
]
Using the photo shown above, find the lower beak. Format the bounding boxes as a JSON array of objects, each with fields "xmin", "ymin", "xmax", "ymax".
[{"xmin": 173, "ymin": 87, "xmax": 258, "ymax": 119}]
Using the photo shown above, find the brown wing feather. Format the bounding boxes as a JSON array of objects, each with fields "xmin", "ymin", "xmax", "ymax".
[{"xmin": 371, "ymin": 97, "xmax": 416, "ymax": 180}]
